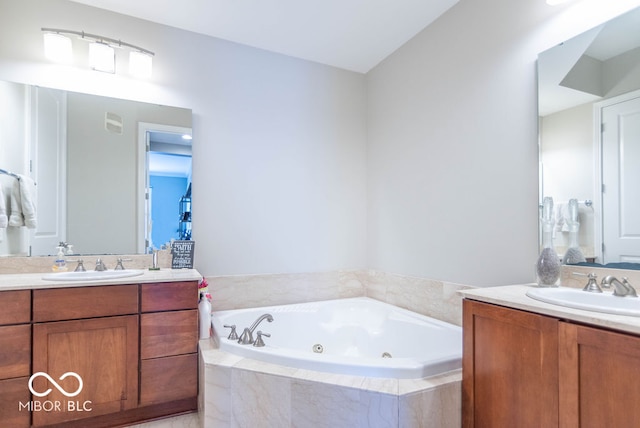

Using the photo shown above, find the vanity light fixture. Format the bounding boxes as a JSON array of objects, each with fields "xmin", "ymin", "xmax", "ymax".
[{"xmin": 41, "ymin": 28, "xmax": 154, "ymax": 77}]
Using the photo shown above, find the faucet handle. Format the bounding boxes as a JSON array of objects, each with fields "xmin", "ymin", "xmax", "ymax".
[
  {"xmin": 583, "ymin": 273, "xmax": 603, "ymax": 293},
  {"xmin": 622, "ymin": 277, "xmax": 638, "ymax": 297},
  {"xmin": 114, "ymin": 258, "xmax": 132, "ymax": 270},
  {"xmin": 253, "ymin": 331, "xmax": 270, "ymax": 347},
  {"xmin": 67, "ymin": 259, "xmax": 86, "ymax": 272},
  {"xmin": 95, "ymin": 258, "xmax": 107, "ymax": 271},
  {"xmin": 223, "ymin": 324, "xmax": 239, "ymax": 340}
]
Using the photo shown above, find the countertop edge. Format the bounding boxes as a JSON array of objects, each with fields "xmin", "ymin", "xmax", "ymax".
[
  {"xmin": 459, "ymin": 284, "xmax": 640, "ymax": 336},
  {"xmin": 0, "ymin": 268, "xmax": 202, "ymax": 291}
]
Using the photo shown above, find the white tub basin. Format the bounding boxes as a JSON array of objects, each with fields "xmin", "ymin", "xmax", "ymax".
[
  {"xmin": 42, "ymin": 269, "xmax": 144, "ymax": 281},
  {"xmin": 526, "ymin": 287, "xmax": 640, "ymax": 317}
]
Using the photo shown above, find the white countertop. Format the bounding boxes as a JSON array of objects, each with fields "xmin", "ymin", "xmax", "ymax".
[
  {"xmin": 0, "ymin": 268, "xmax": 202, "ymax": 291},
  {"xmin": 460, "ymin": 284, "xmax": 640, "ymax": 336}
]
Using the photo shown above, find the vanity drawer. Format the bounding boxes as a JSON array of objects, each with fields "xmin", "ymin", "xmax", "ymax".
[
  {"xmin": 141, "ymin": 310, "xmax": 198, "ymax": 359},
  {"xmin": 139, "ymin": 353, "xmax": 198, "ymax": 405},
  {"xmin": 0, "ymin": 290, "xmax": 30, "ymax": 325},
  {"xmin": 0, "ymin": 324, "xmax": 31, "ymax": 379},
  {"xmin": 0, "ymin": 377, "xmax": 31, "ymax": 427},
  {"xmin": 141, "ymin": 281, "xmax": 198, "ymax": 312},
  {"xmin": 33, "ymin": 285, "xmax": 138, "ymax": 321}
]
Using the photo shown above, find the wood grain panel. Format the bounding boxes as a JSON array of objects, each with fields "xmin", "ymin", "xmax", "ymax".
[
  {"xmin": 0, "ymin": 324, "xmax": 30, "ymax": 379},
  {"xmin": 141, "ymin": 310, "xmax": 198, "ymax": 359},
  {"xmin": 0, "ymin": 377, "xmax": 31, "ymax": 428},
  {"xmin": 141, "ymin": 281, "xmax": 197, "ymax": 312},
  {"xmin": 32, "ymin": 315, "xmax": 139, "ymax": 426},
  {"xmin": 560, "ymin": 322, "xmax": 640, "ymax": 428},
  {"xmin": 463, "ymin": 299, "xmax": 559, "ymax": 428},
  {"xmin": 140, "ymin": 354, "xmax": 197, "ymax": 405},
  {"xmin": 33, "ymin": 285, "xmax": 138, "ymax": 322},
  {"xmin": 0, "ymin": 290, "xmax": 30, "ymax": 325}
]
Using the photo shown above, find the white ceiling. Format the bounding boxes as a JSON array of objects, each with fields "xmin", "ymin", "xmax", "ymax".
[{"xmin": 69, "ymin": 0, "xmax": 459, "ymax": 73}]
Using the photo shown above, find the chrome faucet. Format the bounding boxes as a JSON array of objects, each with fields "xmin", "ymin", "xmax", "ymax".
[
  {"xmin": 601, "ymin": 276, "xmax": 638, "ymax": 297},
  {"xmin": 237, "ymin": 313, "xmax": 274, "ymax": 345},
  {"xmin": 95, "ymin": 258, "xmax": 108, "ymax": 271}
]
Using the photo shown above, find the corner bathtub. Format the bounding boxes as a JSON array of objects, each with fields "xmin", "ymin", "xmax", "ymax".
[{"xmin": 210, "ymin": 297, "xmax": 462, "ymax": 379}]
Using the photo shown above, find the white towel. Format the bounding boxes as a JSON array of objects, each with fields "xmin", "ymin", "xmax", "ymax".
[
  {"xmin": 8, "ymin": 175, "xmax": 37, "ymax": 229},
  {"xmin": 0, "ymin": 184, "xmax": 7, "ymax": 228},
  {"xmin": 8, "ymin": 179, "xmax": 22, "ymax": 227},
  {"xmin": 553, "ymin": 202, "xmax": 569, "ymax": 237}
]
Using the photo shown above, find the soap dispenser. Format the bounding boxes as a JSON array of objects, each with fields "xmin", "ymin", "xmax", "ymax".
[{"xmin": 52, "ymin": 246, "xmax": 68, "ymax": 272}]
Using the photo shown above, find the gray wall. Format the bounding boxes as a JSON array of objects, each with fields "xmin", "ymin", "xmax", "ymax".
[{"xmin": 1, "ymin": 0, "xmax": 639, "ymax": 285}]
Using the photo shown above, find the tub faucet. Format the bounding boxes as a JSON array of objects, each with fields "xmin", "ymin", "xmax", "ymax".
[
  {"xmin": 237, "ymin": 313, "xmax": 274, "ymax": 345},
  {"xmin": 601, "ymin": 276, "xmax": 638, "ymax": 297}
]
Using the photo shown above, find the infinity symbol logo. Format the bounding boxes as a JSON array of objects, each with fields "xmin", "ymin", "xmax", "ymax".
[{"xmin": 28, "ymin": 372, "xmax": 84, "ymax": 398}]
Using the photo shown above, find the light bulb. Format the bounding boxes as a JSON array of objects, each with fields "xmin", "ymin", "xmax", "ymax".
[
  {"xmin": 89, "ymin": 42, "xmax": 115, "ymax": 73},
  {"xmin": 129, "ymin": 51, "xmax": 153, "ymax": 78},
  {"xmin": 43, "ymin": 33, "xmax": 72, "ymax": 63}
]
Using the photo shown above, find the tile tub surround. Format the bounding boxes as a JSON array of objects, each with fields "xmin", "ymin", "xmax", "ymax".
[
  {"xmin": 208, "ymin": 270, "xmax": 472, "ymax": 326},
  {"xmin": 198, "ymin": 340, "xmax": 462, "ymax": 428}
]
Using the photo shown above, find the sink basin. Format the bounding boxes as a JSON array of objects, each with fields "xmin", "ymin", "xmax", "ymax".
[
  {"xmin": 42, "ymin": 269, "xmax": 144, "ymax": 282},
  {"xmin": 526, "ymin": 287, "xmax": 640, "ymax": 317}
]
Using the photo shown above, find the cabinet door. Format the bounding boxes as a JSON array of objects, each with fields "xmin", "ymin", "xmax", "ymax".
[
  {"xmin": 559, "ymin": 322, "xmax": 640, "ymax": 428},
  {"xmin": 32, "ymin": 315, "xmax": 139, "ymax": 426},
  {"xmin": 462, "ymin": 300, "xmax": 559, "ymax": 428}
]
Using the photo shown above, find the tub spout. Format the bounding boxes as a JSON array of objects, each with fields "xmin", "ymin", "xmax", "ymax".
[{"xmin": 238, "ymin": 313, "xmax": 274, "ymax": 345}]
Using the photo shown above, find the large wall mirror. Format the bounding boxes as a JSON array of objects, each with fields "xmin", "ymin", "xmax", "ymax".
[
  {"xmin": 538, "ymin": 6, "xmax": 640, "ymax": 269},
  {"xmin": 0, "ymin": 80, "xmax": 192, "ymax": 257}
]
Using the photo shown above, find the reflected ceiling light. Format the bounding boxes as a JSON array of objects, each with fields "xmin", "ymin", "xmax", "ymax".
[
  {"xmin": 129, "ymin": 51, "xmax": 153, "ymax": 78},
  {"xmin": 43, "ymin": 32, "xmax": 73, "ymax": 63},
  {"xmin": 181, "ymin": 134, "xmax": 193, "ymax": 141},
  {"xmin": 89, "ymin": 42, "xmax": 115, "ymax": 73},
  {"xmin": 41, "ymin": 28, "xmax": 154, "ymax": 78}
]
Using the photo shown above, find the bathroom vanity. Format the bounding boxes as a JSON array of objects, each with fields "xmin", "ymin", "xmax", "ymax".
[
  {"xmin": 461, "ymin": 285, "xmax": 640, "ymax": 428},
  {"xmin": 0, "ymin": 269, "xmax": 201, "ymax": 428}
]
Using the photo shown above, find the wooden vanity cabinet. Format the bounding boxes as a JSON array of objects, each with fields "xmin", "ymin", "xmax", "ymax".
[
  {"xmin": 0, "ymin": 290, "xmax": 31, "ymax": 428},
  {"xmin": 463, "ymin": 299, "xmax": 640, "ymax": 428},
  {"xmin": 0, "ymin": 280, "xmax": 199, "ymax": 427}
]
